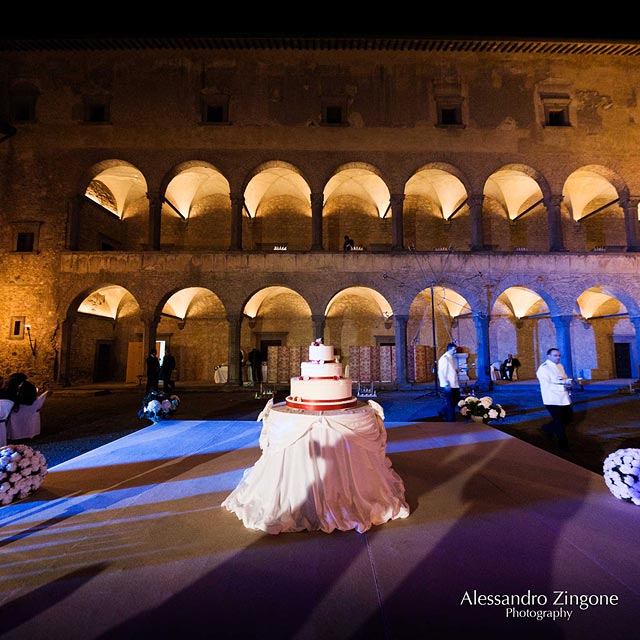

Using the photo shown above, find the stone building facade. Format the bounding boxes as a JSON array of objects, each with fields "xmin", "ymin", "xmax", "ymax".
[{"xmin": 2, "ymin": 34, "xmax": 640, "ymax": 389}]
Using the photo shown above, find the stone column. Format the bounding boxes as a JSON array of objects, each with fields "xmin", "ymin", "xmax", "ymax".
[
  {"xmin": 629, "ymin": 316, "xmax": 640, "ymax": 379},
  {"xmin": 311, "ymin": 314, "xmax": 325, "ymax": 341},
  {"xmin": 229, "ymin": 194, "xmax": 244, "ymax": 251},
  {"xmin": 147, "ymin": 192, "xmax": 161, "ymax": 250},
  {"xmin": 144, "ymin": 314, "xmax": 159, "ymax": 357},
  {"xmin": 468, "ymin": 194, "xmax": 484, "ymax": 251},
  {"xmin": 227, "ymin": 313, "xmax": 243, "ymax": 386},
  {"xmin": 545, "ymin": 194, "xmax": 566, "ymax": 252},
  {"xmin": 551, "ymin": 315, "xmax": 574, "ymax": 376},
  {"xmin": 393, "ymin": 314, "xmax": 410, "ymax": 389},
  {"xmin": 310, "ymin": 192, "xmax": 324, "ymax": 251},
  {"xmin": 619, "ymin": 195, "xmax": 640, "ymax": 252},
  {"xmin": 390, "ymin": 193, "xmax": 405, "ymax": 252},
  {"xmin": 472, "ymin": 313, "xmax": 490, "ymax": 387}
]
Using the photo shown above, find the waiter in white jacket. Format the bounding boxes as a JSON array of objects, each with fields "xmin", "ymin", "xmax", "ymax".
[
  {"xmin": 437, "ymin": 342, "xmax": 460, "ymax": 422},
  {"xmin": 536, "ymin": 347, "xmax": 573, "ymax": 450}
]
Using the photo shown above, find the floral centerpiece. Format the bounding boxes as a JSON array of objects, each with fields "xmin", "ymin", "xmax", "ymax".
[
  {"xmin": 603, "ymin": 448, "xmax": 640, "ymax": 505},
  {"xmin": 138, "ymin": 390, "xmax": 180, "ymax": 423},
  {"xmin": 457, "ymin": 394, "xmax": 506, "ymax": 424},
  {"xmin": 0, "ymin": 444, "xmax": 48, "ymax": 506}
]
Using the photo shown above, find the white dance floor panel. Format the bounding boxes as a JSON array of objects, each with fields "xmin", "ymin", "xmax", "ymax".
[{"xmin": 0, "ymin": 417, "xmax": 638, "ymax": 639}]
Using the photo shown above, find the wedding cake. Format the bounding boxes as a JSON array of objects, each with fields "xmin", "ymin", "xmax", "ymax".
[{"xmin": 286, "ymin": 339, "xmax": 357, "ymax": 410}]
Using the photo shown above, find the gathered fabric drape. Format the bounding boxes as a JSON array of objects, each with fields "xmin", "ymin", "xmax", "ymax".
[{"xmin": 222, "ymin": 400, "xmax": 409, "ymax": 534}]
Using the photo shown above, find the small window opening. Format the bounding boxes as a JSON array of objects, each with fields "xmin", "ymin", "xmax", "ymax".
[{"xmin": 16, "ymin": 232, "xmax": 35, "ymax": 252}]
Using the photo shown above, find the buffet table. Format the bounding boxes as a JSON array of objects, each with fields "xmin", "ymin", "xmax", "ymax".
[{"xmin": 222, "ymin": 400, "xmax": 410, "ymax": 534}]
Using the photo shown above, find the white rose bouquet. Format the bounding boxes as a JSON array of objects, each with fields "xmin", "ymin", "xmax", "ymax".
[
  {"xmin": 138, "ymin": 390, "xmax": 180, "ymax": 422},
  {"xmin": 603, "ymin": 448, "xmax": 640, "ymax": 505},
  {"xmin": 457, "ymin": 394, "xmax": 506, "ymax": 424},
  {"xmin": 0, "ymin": 444, "xmax": 48, "ymax": 506}
]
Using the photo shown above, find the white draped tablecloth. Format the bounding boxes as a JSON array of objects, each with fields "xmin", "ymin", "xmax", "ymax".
[
  {"xmin": 222, "ymin": 400, "xmax": 410, "ymax": 534},
  {"xmin": 214, "ymin": 365, "xmax": 228, "ymax": 384}
]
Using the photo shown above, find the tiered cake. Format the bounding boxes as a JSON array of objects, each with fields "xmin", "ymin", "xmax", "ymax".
[{"xmin": 286, "ymin": 339, "xmax": 357, "ymax": 410}]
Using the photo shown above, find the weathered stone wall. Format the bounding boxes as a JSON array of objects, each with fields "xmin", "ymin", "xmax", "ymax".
[{"xmin": 4, "ymin": 41, "xmax": 640, "ymax": 386}]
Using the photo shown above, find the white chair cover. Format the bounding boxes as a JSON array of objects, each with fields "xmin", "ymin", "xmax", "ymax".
[
  {"xmin": 7, "ymin": 391, "xmax": 48, "ymax": 440},
  {"xmin": 0, "ymin": 399, "xmax": 15, "ymax": 446}
]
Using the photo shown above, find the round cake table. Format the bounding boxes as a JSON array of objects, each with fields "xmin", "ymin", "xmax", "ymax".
[{"xmin": 222, "ymin": 400, "xmax": 410, "ymax": 534}]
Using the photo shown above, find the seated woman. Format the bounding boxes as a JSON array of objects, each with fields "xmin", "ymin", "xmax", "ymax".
[{"xmin": 0, "ymin": 372, "xmax": 37, "ymax": 407}]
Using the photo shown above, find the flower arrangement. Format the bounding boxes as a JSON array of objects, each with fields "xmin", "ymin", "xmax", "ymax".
[
  {"xmin": 0, "ymin": 444, "xmax": 48, "ymax": 506},
  {"xmin": 603, "ymin": 448, "xmax": 640, "ymax": 505},
  {"xmin": 138, "ymin": 390, "xmax": 180, "ymax": 423},
  {"xmin": 457, "ymin": 394, "xmax": 506, "ymax": 423}
]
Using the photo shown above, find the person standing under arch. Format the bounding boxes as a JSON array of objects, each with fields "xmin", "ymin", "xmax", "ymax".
[
  {"xmin": 437, "ymin": 342, "xmax": 460, "ymax": 422},
  {"xmin": 145, "ymin": 349, "xmax": 160, "ymax": 394}
]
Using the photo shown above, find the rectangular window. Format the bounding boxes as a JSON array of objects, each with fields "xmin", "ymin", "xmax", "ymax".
[
  {"xmin": 321, "ymin": 97, "xmax": 348, "ymax": 126},
  {"xmin": 12, "ymin": 99, "xmax": 35, "ymax": 122},
  {"xmin": 546, "ymin": 107, "xmax": 569, "ymax": 127},
  {"xmin": 324, "ymin": 105, "xmax": 343, "ymax": 125},
  {"xmin": 201, "ymin": 94, "xmax": 230, "ymax": 124},
  {"xmin": 86, "ymin": 102, "xmax": 110, "ymax": 123},
  {"xmin": 16, "ymin": 231, "xmax": 35, "ymax": 252},
  {"xmin": 438, "ymin": 106, "xmax": 462, "ymax": 126},
  {"xmin": 9, "ymin": 316, "xmax": 25, "ymax": 340},
  {"xmin": 540, "ymin": 92, "xmax": 572, "ymax": 127}
]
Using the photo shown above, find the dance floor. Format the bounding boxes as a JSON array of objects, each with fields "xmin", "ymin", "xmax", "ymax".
[{"xmin": 0, "ymin": 414, "xmax": 638, "ymax": 639}]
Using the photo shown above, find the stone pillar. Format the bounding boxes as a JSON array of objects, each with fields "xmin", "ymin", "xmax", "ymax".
[
  {"xmin": 310, "ymin": 192, "xmax": 324, "ymax": 251},
  {"xmin": 311, "ymin": 314, "xmax": 325, "ymax": 341},
  {"xmin": 551, "ymin": 315, "xmax": 574, "ymax": 376},
  {"xmin": 144, "ymin": 314, "xmax": 159, "ymax": 357},
  {"xmin": 229, "ymin": 194, "xmax": 244, "ymax": 251},
  {"xmin": 629, "ymin": 316, "xmax": 640, "ymax": 379},
  {"xmin": 619, "ymin": 195, "xmax": 640, "ymax": 252},
  {"xmin": 227, "ymin": 313, "xmax": 243, "ymax": 386},
  {"xmin": 393, "ymin": 314, "xmax": 410, "ymax": 389},
  {"xmin": 545, "ymin": 194, "xmax": 566, "ymax": 252},
  {"xmin": 390, "ymin": 193, "xmax": 405, "ymax": 252},
  {"xmin": 147, "ymin": 192, "xmax": 161, "ymax": 250},
  {"xmin": 472, "ymin": 313, "xmax": 490, "ymax": 387},
  {"xmin": 468, "ymin": 194, "xmax": 484, "ymax": 251},
  {"xmin": 66, "ymin": 195, "xmax": 82, "ymax": 250}
]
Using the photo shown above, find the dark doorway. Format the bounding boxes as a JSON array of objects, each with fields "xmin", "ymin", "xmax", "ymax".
[
  {"xmin": 614, "ymin": 342, "xmax": 632, "ymax": 378},
  {"xmin": 94, "ymin": 341, "xmax": 113, "ymax": 382}
]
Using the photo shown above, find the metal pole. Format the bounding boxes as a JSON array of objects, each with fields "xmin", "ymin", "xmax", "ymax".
[{"xmin": 431, "ymin": 284, "xmax": 439, "ymax": 395}]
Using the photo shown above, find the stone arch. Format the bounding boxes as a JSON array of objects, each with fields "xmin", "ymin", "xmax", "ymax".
[
  {"xmin": 160, "ymin": 161, "xmax": 231, "ymax": 250},
  {"xmin": 157, "ymin": 286, "xmax": 228, "ymax": 382},
  {"xmin": 323, "ymin": 163, "xmax": 392, "ymax": 251},
  {"xmin": 76, "ymin": 159, "xmax": 149, "ymax": 251},
  {"xmin": 575, "ymin": 284, "xmax": 640, "ymax": 380},
  {"xmin": 60, "ymin": 283, "xmax": 142, "ymax": 385},
  {"xmin": 242, "ymin": 161, "xmax": 312, "ymax": 251},
  {"xmin": 404, "ymin": 162, "xmax": 472, "ymax": 251},
  {"xmin": 483, "ymin": 164, "xmax": 551, "ymax": 252},
  {"xmin": 563, "ymin": 164, "xmax": 630, "ymax": 251},
  {"xmin": 325, "ymin": 286, "xmax": 395, "ymax": 379}
]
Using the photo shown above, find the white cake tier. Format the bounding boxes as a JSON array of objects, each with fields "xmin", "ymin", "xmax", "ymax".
[
  {"xmin": 308, "ymin": 344, "xmax": 334, "ymax": 362},
  {"xmin": 300, "ymin": 361, "xmax": 342, "ymax": 377},
  {"xmin": 287, "ymin": 376, "xmax": 355, "ymax": 410}
]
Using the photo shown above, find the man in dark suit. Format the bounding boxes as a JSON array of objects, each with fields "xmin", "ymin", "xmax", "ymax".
[
  {"xmin": 161, "ymin": 350, "xmax": 176, "ymax": 392},
  {"xmin": 502, "ymin": 354, "xmax": 521, "ymax": 380},
  {"xmin": 249, "ymin": 348, "xmax": 263, "ymax": 384},
  {"xmin": 145, "ymin": 349, "xmax": 160, "ymax": 394}
]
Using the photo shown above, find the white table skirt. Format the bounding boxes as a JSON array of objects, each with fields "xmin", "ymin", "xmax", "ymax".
[
  {"xmin": 214, "ymin": 365, "xmax": 228, "ymax": 384},
  {"xmin": 222, "ymin": 400, "xmax": 410, "ymax": 534}
]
